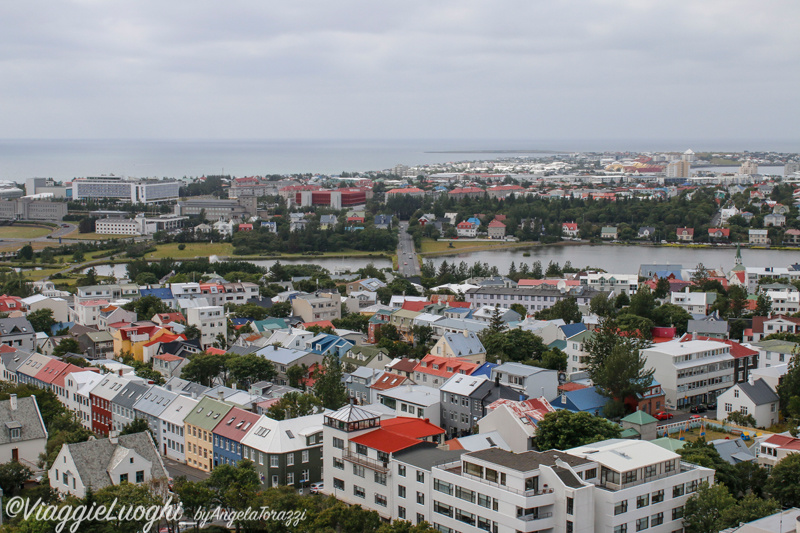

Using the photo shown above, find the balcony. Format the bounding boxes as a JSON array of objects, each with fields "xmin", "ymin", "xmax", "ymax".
[
  {"xmin": 342, "ymin": 450, "xmax": 389, "ymax": 473},
  {"xmin": 518, "ymin": 512, "xmax": 553, "ymax": 522},
  {"xmin": 436, "ymin": 461, "xmax": 555, "ymax": 498}
]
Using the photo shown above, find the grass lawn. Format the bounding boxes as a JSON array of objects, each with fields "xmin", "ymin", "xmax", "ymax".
[
  {"xmin": 20, "ymin": 268, "xmax": 65, "ymax": 281},
  {"xmin": 145, "ymin": 242, "xmax": 234, "ymax": 260},
  {"xmin": 63, "ymin": 232, "xmax": 133, "ymax": 240},
  {"xmin": 0, "ymin": 226, "xmax": 52, "ymax": 239},
  {"xmin": 420, "ymin": 238, "xmax": 535, "ymax": 254}
]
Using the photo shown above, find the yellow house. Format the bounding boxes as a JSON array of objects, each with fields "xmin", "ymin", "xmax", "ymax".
[
  {"xmin": 112, "ymin": 324, "xmax": 177, "ymax": 362},
  {"xmin": 183, "ymin": 396, "xmax": 233, "ymax": 472}
]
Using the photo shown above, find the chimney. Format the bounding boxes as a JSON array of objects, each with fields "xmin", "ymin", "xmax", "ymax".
[
  {"xmin": 218, "ymin": 390, "xmax": 225, "ymax": 400},
  {"xmin": 494, "ymin": 375, "xmax": 500, "ymax": 387},
  {"xmin": 9, "ymin": 394, "xmax": 17, "ymax": 411},
  {"xmin": 191, "ymin": 391, "xmax": 197, "ymax": 399},
  {"xmin": 118, "ymin": 369, "xmax": 123, "ymax": 376}
]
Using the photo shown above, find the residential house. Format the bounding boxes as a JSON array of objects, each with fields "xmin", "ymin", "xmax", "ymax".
[
  {"xmin": 487, "ymin": 220, "xmax": 506, "ymax": 239},
  {"xmin": 183, "ymin": 396, "xmax": 234, "ymax": 472},
  {"xmin": 670, "ymin": 288, "xmax": 717, "ymax": 315},
  {"xmin": 186, "ymin": 305, "xmax": 226, "ymax": 351},
  {"xmin": 475, "ymin": 397, "xmax": 555, "ymax": 452},
  {"xmin": 756, "ymin": 434, "xmax": 800, "ymax": 469},
  {"xmin": 255, "ymin": 345, "xmax": 324, "ymax": 386},
  {"xmin": 753, "ymin": 338, "xmax": 798, "ymax": 369},
  {"xmin": 374, "ymin": 214, "xmax": 392, "ymax": 229},
  {"xmin": 64, "ymin": 371, "xmax": 103, "ymax": 430},
  {"xmin": 676, "ymin": 227, "xmax": 694, "ymax": 242},
  {"xmin": 111, "ymin": 380, "xmax": 149, "ymax": 435},
  {"xmin": 0, "ymin": 394, "xmax": 47, "ymax": 467},
  {"xmin": 549, "ymin": 386, "xmax": 609, "ymax": 415},
  {"xmin": 90, "ymin": 374, "xmax": 131, "ymax": 436},
  {"xmin": 716, "ymin": 378, "xmax": 779, "ymax": 428},
  {"xmin": 562, "ymin": 222, "xmax": 579, "ymax": 237},
  {"xmin": 431, "ymin": 331, "xmax": 486, "ymax": 364},
  {"xmin": 413, "ymin": 354, "xmax": 479, "ymax": 389},
  {"xmin": 77, "ymin": 331, "xmax": 115, "ymax": 360},
  {"xmin": 157, "ymin": 393, "xmax": 197, "ymax": 463},
  {"xmin": 133, "ymin": 385, "xmax": 178, "ymax": 456},
  {"xmin": 638, "ymin": 226, "xmax": 656, "ymax": 240},
  {"xmin": 456, "ymin": 221, "xmax": 477, "ymax": 238},
  {"xmin": 347, "ymin": 367, "xmax": 381, "ymax": 405},
  {"xmin": 48, "ymin": 432, "xmax": 168, "ymax": 498},
  {"xmin": 600, "ymin": 226, "xmax": 618, "ymax": 240},
  {"xmin": 375, "ymin": 384, "xmax": 442, "ymax": 426},
  {"xmin": 438, "ymin": 375, "xmax": 521, "ymax": 439},
  {"xmin": 342, "ymin": 345, "xmax": 391, "ymax": 371},
  {"xmin": 319, "ymin": 214, "xmax": 338, "ymax": 230},
  {"xmin": 22, "ymin": 294, "xmax": 69, "ymax": 323},
  {"xmin": 580, "ymin": 273, "xmax": 639, "ymax": 296},
  {"xmin": 346, "ymin": 278, "xmax": 386, "ymax": 295},
  {"xmin": 749, "ymin": 229, "xmax": 769, "ymax": 245},
  {"xmin": 291, "ymin": 293, "xmax": 341, "ymax": 323},
  {"xmin": 368, "ymin": 371, "xmax": 412, "ymax": 399},
  {"xmin": 212, "ymin": 406, "xmax": 262, "ymax": 467},
  {"xmin": 0, "ymin": 317, "xmax": 36, "ymax": 352},
  {"xmin": 783, "ymin": 228, "xmax": 800, "ymax": 245},
  {"xmin": 708, "ymin": 228, "xmax": 730, "ymax": 241},
  {"xmin": 491, "ymin": 362, "xmax": 558, "ymax": 402},
  {"xmin": 152, "ymin": 353, "xmax": 188, "ymax": 379},
  {"xmin": 764, "ymin": 214, "xmax": 786, "ymax": 227}
]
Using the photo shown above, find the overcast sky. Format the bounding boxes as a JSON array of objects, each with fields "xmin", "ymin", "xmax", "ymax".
[{"xmin": 1, "ymin": 1, "xmax": 798, "ymax": 143}]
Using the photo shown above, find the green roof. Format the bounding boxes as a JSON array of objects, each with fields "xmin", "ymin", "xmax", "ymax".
[
  {"xmin": 651, "ymin": 437, "xmax": 685, "ymax": 452},
  {"xmin": 753, "ymin": 339, "xmax": 799, "ymax": 354},
  {"xmin": 182, "ymin": 396, "xmax": 234, "ymax": 431},
  {"xmin": 601, "ymin": 226, "xmax": 617, "ymax": 232},
  {"xmin": 548, "ymin": 339, "xmax": 567, "ymax": 351},
  {"xmin": 620, "ymin": 428, "xmax": 640, "ymax": 438},
  {"xmin": 622, "ymin": 410, "xmax": 659, "ymax": 425}
]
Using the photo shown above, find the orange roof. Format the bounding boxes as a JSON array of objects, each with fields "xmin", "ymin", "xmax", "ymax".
[
  {"xmin": 369, "ymin": 372, "xmax": 409, "ymax": 390},
  {"xmin": 380, "ymin": 417, "xmax": 445, "ymax": 439},
  {"xmin": 157, "ymin": 312, "xmax": 186, "ymax": 323},
  {"xmin": 558, "ymin": 382, "xmax": 589, "ymax": 392},
  {"xmin": 142, "ymin": 332, "xmax": 185, "ymax": 348},
  {"xmin": 679, "ymin": 335, "xmax": 758, "ymax": 359},
  {"xmin": 413, "ymin": 354, "xmax": 478, "ymax": 378},
  {"xmin": 206, "ymin": 347, "xmax": 226, "ymax": 355},
  {"xmin": 154, "ymin": 353, "xmax": 183, "ymax": 362},
  {"xmin": 0, "ymin": 344, "xmax": 16, "ymax": 353},
  {"xmin": 763, "ymin": 434, "xmax": 800, "ymax": 451},
  {"xmin": 401, "ymin": 301, "xmax": 430, "ymax": 312},
  {"xmin": 303, "ymin": 320, "xmax": 335, "ymax": 330},
  {"xmin": 349, "ymin": 416, "xmax": 445, "ymax": 454}
]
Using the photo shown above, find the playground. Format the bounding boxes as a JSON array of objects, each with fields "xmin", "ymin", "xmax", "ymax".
[{"xmin": 658, "ymin": 418, "xmax": 769, "ymax": 444}]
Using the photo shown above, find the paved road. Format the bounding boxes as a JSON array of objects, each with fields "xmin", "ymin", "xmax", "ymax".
[
  {"xmin": 397, "ymin": 221, "xmax": 420, "ymax": 277},
  {"xmin": 656, "ymin": 410, "xmax": 710, "ymax": 427},
  {"xmin": 162, "ymin": 456, "xmax": 211, "ymax": 483}
]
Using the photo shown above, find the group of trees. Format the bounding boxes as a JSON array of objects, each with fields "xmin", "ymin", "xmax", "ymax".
[
  {"xmin": 181, "ymin": 351, "xmax": 278, "ymax": 388},
  {"xmin": 478, "ymin": 312, "xmax": 567, "ymax": 371}
]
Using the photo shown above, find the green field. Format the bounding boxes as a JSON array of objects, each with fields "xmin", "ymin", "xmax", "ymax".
[
  {"xmin": 145, "ymin": 242, "xmax": 234, "ymax": 260},
  {"xmin": 420, "ymin": 238, "xmax": 535, "ymax": 255},
  {"xmin": 0, "ymin": 226, "xmax": 52, "ymax": 239},
  {"xmin": 63, "ymin": 232, "xmax": 133, "ymax": 240}
]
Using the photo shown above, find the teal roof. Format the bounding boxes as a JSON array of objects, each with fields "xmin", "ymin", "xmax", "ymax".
[{"xmin": 622, "ymin": 410, "xmax": 659, "ymax": 425}]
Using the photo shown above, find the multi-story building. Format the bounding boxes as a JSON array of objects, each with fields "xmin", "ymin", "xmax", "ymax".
[
  {"xmin": 376, "ymin": 385, "xmax": 442, "ymax": 426},
  {"xmin": 0, "ymin": 198, "xmax": 68, "ymax": 221},
  {"xmin": 291, "ymin": 293, "xmax": 341, "ymax": 323},
  {"xmin": 491, "ymin": 362, "xmax": 558, "ymax": 402},
  {"xmin": 111, "ymin": 379, "xmax": 149, "ymax": 434},
  {"xmin": 183, "ymin": 396, "xmax": 234, "ymax": 472},
  {"xmin": 64, "ymin": 371, "xmax": 103, "ymax": 430},
  {"xmin": 157, "ymin": 393, "xmax": 197, "ymax": 463},
  {"xmin": 185, "ymin": 305, "xmax": 226, "ymax": 350},
  {"xmin": 72, "ymin": 176, "xmax": 181, "ymax": 204},
  {"xmin": 132, "ymin": 385, "xmax": 178, "ymax": 455},
  {"xmin": 464, "ymin": 286, "xmax": 603, "ymax": 315},
  {"xmin": 0, "ymin": 318, "xmax": 36, "ymax": 352},
  {"xmin": 0, "ymin": 395, "xmax": 47, "ymax": 467},
  {"xmin": 241, "ymin": 413, "xmax": 325, "ymax": 489},
  {"xmin": 430, "ymin": 331, "xmax": 486, "ymax": 365},
  {"xmin": 744, "ymin": 266, "xmax": 800, "ymax": 293},
  {"xmin": 413, "ymin": 355, "xmax": 479, "ymax": 389},
  {"xmin": 756, "ymin": 433, "xmax": 800, "ymax": 469},
  {"xmin": 641, "ymin": 339, "xmax": 735, "ymax": 409},
  {"xmin": 95, "ymin": 213, "xmax": 187, "ymax": 236},
  {"xmin": 580, "ymin": 273, "xmax": 639, "ymax": 295},
  {"xmin": 670, "ymin": 289, "xmax": 717, "ymax": 316},
  {"xmin": 174, "ymin": 196, "xmax": 257, "ymax": 218},
  {"xmin": 716, "ymin": 378, "xmax": 779, "ymax": 428},
  {"xmin": 439, "ymin": 375, "xmax": 521, "ymax": 439},
  {"xmin": 749, "ymin": 229, "xmax": 769, "ymax": 245},
  {"xmin": 212, "ymin": 406, "xmax": 261, "ymax": 468}
]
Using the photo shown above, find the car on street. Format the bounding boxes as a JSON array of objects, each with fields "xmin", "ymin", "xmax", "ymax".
[
  {"xmin": 689, "ymin": 405, "xmax": 707, "ymax": 414},
  {"xmin": 654, "ymin": 411, "xmax": 673, "ymax": 421},
  {"xmin": 706, "ymin": 402, "xmax": 717, "ymax": 410},
  {"xmin": 310, "ymin": 482, "xmax": 323, "ymax": 494},
  {"xmin": 689, "ymin": 414, "xmax": 702, "ymax": 420}
]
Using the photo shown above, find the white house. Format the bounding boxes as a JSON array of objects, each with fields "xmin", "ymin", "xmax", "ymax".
[
  {"xmin": 49, "ymin": 432, "xmax": 169, "ymax": 498},
  {"xmin": 185, "ymin": 305, "xmax": 226, "ymax": 351},
  {"xmin": 156, "ymin": 393, "xmax": 197, "ymax": 463},
  {"xmin": 0, "ymin": 394, "xmax": 47, "ymax": 468},
  {"xmin": 670, "ymin": 289, "xmax": 717, "ymax": 316},
  {"xmin": 716, "ymin": 378, "xmax": 779, "ymax": 429},
  {"xmin": 64, "ymin": 371, "xmax": 104, "ymax": 430}
]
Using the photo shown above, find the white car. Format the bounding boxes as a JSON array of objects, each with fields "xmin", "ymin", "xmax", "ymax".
[{"xmin": 310, "ymin": 482, "xmax": 324, "ymax": 494}]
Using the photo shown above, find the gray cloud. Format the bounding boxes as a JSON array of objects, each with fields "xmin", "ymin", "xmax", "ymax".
[{"xmin": 0, "ymin": 0, "xmax": 797, "ymax": 142}]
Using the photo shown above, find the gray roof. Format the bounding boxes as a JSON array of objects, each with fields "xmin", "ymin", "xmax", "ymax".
[
  {"xmin": 164, "ymin": 376, "xmax": 210, "ymax": 397},
  {"xmin": 0, "ymin": 317, "xmax": 34, "ymax": 336},
  {"xmin": 1, "ymin": 350, "xmax": 32, "ymax": 374},
  {"xmin": 227, "ymin": 345, "xmax": 259, "ymax": 356},
  {"xmin": 0, "ymin": 395, "xmax": 47, "ymax": 445},
  {"xmin": 65, "ymin": 432, "xmax": 168, "ymax": 491},
  {"xmin": 326, "ymin": 404, "xmax": 379, "ymax": 423},
  {"xmin": 133, "ymin": 385, "xmax": 179, "ymax": 418},
  {"xmin": 687, "ymin": 319, "xmax": 729, "ymax": 335},
  {"xmin": 466, "ymin": 447, "xmax": 590, "ymax": 471},
  {"xmin": 394, "ymin": 442, "xmax": 464, "ymax": 471},
  {"xmin": 114, "ymin": 381, "xmax": 150, "ymax": 409},
  {"xmin": 710, "ymin": 438, "xmax": 756, "ymax": 464},
  {"xmin": 739, "ymin": 378, "xmax": 779, "ymax": 406},
  {"xmin": 494, "ymin": 362, "xmax": 552, "ymax": 377},
  {"xmin": 443, "ymin": 331, "xmax": 485, "ymax": 357}
]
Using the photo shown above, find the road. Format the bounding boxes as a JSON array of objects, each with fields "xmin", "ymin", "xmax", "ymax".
[
  {"xmin": 397, "ymin": 221, "xmax": 420, "ymax": 277},
  {"xmin": 656, "ymin": 410, "xmax": 708, "ymax": 428},
  {"xmin": 162, "ymin": 457, "xmax": 210, "ymax": 483}
]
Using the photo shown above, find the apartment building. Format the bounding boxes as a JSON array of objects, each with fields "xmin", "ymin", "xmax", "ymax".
[
  {"xmin": 111, "ymin": 379, "xmax": 149, "ymax": 434},
  {"xmin": 439, "ymin": 375, "xmax": 521, "ymax": 439},
  {"xmin": 185, "ymin": 305, "xmax": 226, "ymax": 350},
  {"xmin": 183, "ymin": 396, "xmax": 234, "ymax": 472},
  {"xmin": 491, "ymin": 362, "xmax": 558, "ymax": 402},
  {"xmin": 212, "ymin": 406, "xmax": 262, "ymax": 468},
  {"xmin": 641, "ymin": 339, "xmax": 735, "ymax": 409},
  {"xmin": 580, "ymin": 273, "xmax": 639, "ymax": 295},
  {"xmin": 72, "ymin": 176, "xmax": 181, "ymax": 204},
  {"xmin": 64, "ymin": 371, "xmax": 103, "ymax": 430},
  {"xmin": 0, "ymin": 318, "xmax": 36, "ymax": 352},
  {"xmin": 133, "ymin": 385, "xmax": 179, "ymax": 456},
  {"xmin": 464, "ymin": 286, "xmax": 603, "ymax": 315},
  {"xmin": 756, "ymin": 434, "xmax": 800, "ymax": 469},
  {"xmin": 291, "ymin": 293, "xmax": 342, "ymax": 323},
  {"xmin": 376, "ymin": 385, "xmax": 442, "ymax": 426},
  {"xmin": 670, "ymin": 289, "xmax": 717, "ymax": 316},
  {"xmin": 157, "ymin": 394, "xmax": 197, "ymax": 463}
]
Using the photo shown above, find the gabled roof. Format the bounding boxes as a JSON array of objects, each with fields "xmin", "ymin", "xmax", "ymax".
[
  {"xmin": 368, "ymin": 371, "xmax": 409, "ymax": 390},
  {"xmin": 737, "ymin": 378, "xmax": 779, "ymax": 406},
  {"xmin": 0, "ymin": 395, "xmax": 47, "ymax": 445},
  {"xmin": 212, "ymin": 406, "xmax": 261, "ymax": 443}
]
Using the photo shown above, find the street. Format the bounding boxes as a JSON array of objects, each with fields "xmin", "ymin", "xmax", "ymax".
[
  {"xmin": 162, "ymin": 456, "xmax": 211, "ymax": 483},
  {"xmin": 397, "ymin": 221, "xmax": 420, "ymax": 277}
]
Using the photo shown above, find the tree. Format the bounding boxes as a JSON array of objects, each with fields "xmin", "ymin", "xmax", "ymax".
[
  {"xmin": 267, "ymin": 391, "xmax": 323, "ymax": 420},
  {"xmin": 266, "ymin": 301, "xmax": 292, "ymax": 318},
  {"xmin": 510, "ymin": 303, "xmax": 528, "ymax": 319},
  {"xmin": 592, "ymin": 343, "xmax": 655, "ymax": 417},
  {"xmin": 678, "ymin": 438, "xmax": 736, "ymax": 487},
  {"xmin": 755, "ymin": 292, "xmax": 772, "ymax": 317},
  {"xmin": 726, "ymin": 410, "xmax": 757, "ymax": 428},
  {"xmin": 228, "ymin": 354, "xmax": 276, "ymax": 388},
  {"xmin": 314, "ymin": 352, "xmax": 348, "ymax": 409},
  {"xmin": 134, "ymin": 272, "xmax": 159, "ymax": 285},
  {"xmin": 589, "ymin": 293, "xmax": 616, "ymax": 318},
  {"xmin": 653, "ymin": 277, "xmax": 670, "ymax": 299},
  {"xmin": 766, "ymin": 452, "xmax": 800, "ymax": 507},
  {"xmin": 52, "ymin": 337, "xmax": 80, "ymax": 357},
  {"xmin": 481, "ymin": 328, "xmax": 548, "ymax": 364},
  {"xmin": 181, "ymin": 352, "xmax": 226, "ymax": 387},
  {"xmin": 18, "ymin": 244, "xmax": 34, "ymax": 261},
  {"xmin": 27, "ymin": 308, "xmax": 56, "ymax": 333},
  {"xmin": 683, "ymin": 482, "xmax": 737, "ymax": 533},
  {"xmin": 183, "ymin": 324, "xmax": 201, "ymax": 340},
  {"xmin": 119, "ymin": 418, "xmax": 152, "ymax": 437},
  {"xmin": 533, "ymin": 410, "xmax": 622, "ymax": 451},
  {"xmin": 173, "ymin": 477, "xmax": 214, "ymax": 532},
  {"xmin": 729, "ymin": 460, "xmax": 769, "ymax": 498},
  {"xmin": 93, "ymin": 477, "xmax": 163, "ymax": 533},
  {"xmin": 651, "ymin": 303, "xmax": 692, "ymax": 335},
  {"xmin": 0, "ymin": 461, "xmax": 33, "ymax": 497},
  {"xmin": 722, "ymin": 493, "xmax": 779, "ymax": 527},
  {"xmin": 412, "ymin": 324, "xmax": 434, "ymax": 347},
  {"xmin": 122, "ymin": 295, "xmax": 169, "ymax": 320},
  {"xmin": 536, "ymin": 297, "xmax": 582, "ymax": 324}
]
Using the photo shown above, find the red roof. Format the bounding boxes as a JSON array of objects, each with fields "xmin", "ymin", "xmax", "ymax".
[
  {"xmin": 142, "ymin": 333, "xmax": 186, "ymax": 348},
  {"xmin": 413, "ymin": 354, "xmax": 478, "ymax": 378},
  {"xmin": 156, "ymin": 312, "xmax": 186, "ymax": 324},
  {"xmin": 763, "ymin": 434, "xmax": 800, "ymax": 451},
  {"xmin": 401, "ymin": 301, "xmax": 430, "ymax": 312},
  {"xmin": 488, "ymin": 220, "xmax": 506, "ymax": 228},
  {"xmin": 677, "ymin": 227, "xmax": 694, "ymax": 236},
  {"xmin": 0, "ymin": 344, "xmax": 16, "ymax": 354},
  {"xmin": 369, "ymin": 372, "xmax": 409, "ymax": 391},
  {"xmin": 303, "ymin": 320, "xmax": 335, "ymax": 330},
  {"xmin": 0, "ymin": 295, "xmax": 25, "ymax": 313},
  {"xmin": 680, "ymin": 335, "xmax": 758, "ymax": 358},
  {"xmin": 562, "ymin": 222, "xmax": 578, "ymax": 230},
  {"xmin": 213, "ymin": 406, "xmax": 261, "ymax": 442},
  {"xmin": 558, "ymin": 382, "xmax": 589, "ymax": 392},
  {"xmin": 494, "ymin": 214, "xmax": 507, "ymax": 221},
  {"xmin": 349, "ymin": 429, "xmax": 421, "ymax": 454},
  {"xmin": 206, "ymin": 347, "xmax": 226, "ymax": 355},
  {"xmin": 457, "ymin": 221, "xmax": 475, "ymax": 229},
  {"xmin": 708, "ymin": 228, "xmax": 730, "ymax": 237},
  {"xmin": 388, "ymin": 358, "xmax": 418, "ymax": 373},
  {"xmin": 154, "ymin": 353, "xmax": 183, "ymax": 362},
  {"xmin": 380, "ymin": 417, "xmax": 445, "ymax": 439},
  {"xmin": 450, "ymin": 187, "xmax": 484, "ymax": 195},
  {"xmin": 447, "ymin": 301, "xmax": 471, "ymax": 309}
]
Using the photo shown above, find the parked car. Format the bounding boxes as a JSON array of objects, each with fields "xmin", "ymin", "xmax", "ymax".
[
  {"xmin": 310, "ymin": 482, "xmax": 324, "ymax": 494},
  {"xmin": 706, "ymin": 402, "xmax": 717, "ymax": 410},
  {"xmin": 655, "ymin": 411, "xmax": 673, "ymax": 421},
  {"xmin": 689, "ymin": 414, "xmax": 702, "ymax": 420},
  {"xmin": 689, "ymin": 405, "xmax": 707, "ymax": 414}
]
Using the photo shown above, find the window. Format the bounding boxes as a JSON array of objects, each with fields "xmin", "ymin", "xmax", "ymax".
[
  {"xmin": 434, "ymin": 479, "xmax": 453, "ymax": 495},
  {"xmin": 636, "ymin": 517, "xmax": 649, "ymax": 531},
  {"xmin": 353, "ymin": 464, "xmax": 365, "ymax": 478},
  {"xmin": 333, "ymin": 478, "xmax": 344, "ymax": 490},
  {"xmin": 374, "ymin": 472, "xmax": 387, "ymax": 485},
  {"xmin": 652, "ymin": 490, "xmax": 664, "ymax": 504},
  {"xmin": 375, "ymin": 494, "xmax": 387, "ymax": 507},
  {"xmin": 725, "ymin": 403, "xmax": 733, "ymax": 413},
  {"xmin": 434, "ymin": 501, "xmax": 453, "ymax": 517},
  {"xmin": 353, "ymin": 485, "xmax": 365, "ymax": 499},
  {"xmin": 615, "ymin": 500, "xmax": 628, "ymax": 515},
  {"xmin": 651, "ymin": 512, "xmax": 664, "ymax": 527},
  {"xmin": 287, "ymin": 453, "xmax": 295, "ymax": 466},
  {"xmin": 734, "ymin": 389, "xmax": 739, "ymax": 398},
  {"xmin": 287, "ymin": 472, "xmax": 294, "ymax": 485},
  {"xmin": 332, "ymin": 437, "xmax": 344, "ymax": 449},
  {"xmin": 333, "ymin": 458, "xmax": 344, "ymax": 470},
  {"xmin": 623, "ymin": 471, "xmax": 637, "ymax": 484},
  {"xmin": 398, "ymin": 507, "xmax": 406, "ymax": 519},
  {"xmin": 302, "ymin": 450, "xmax": 309, "ymax": 463},
  {"xmin": 355, "ymin": 443, "xmax": 368, "ymax": 456},
  {"xmin": 399, "ymin": 485, "xmax": 407, "ymax": 498},
  {"xmin": 637, "ymin": 494, "xmax": 650, "ymax": 508},
  {"xmin": 566, "ymin": 521, "xmax": 574, "ymax": 533},
  {"xmin": 583, "ymin": 468, "xmax": 597, "ymax": 479},
  {"xmin": 672, "ymin": 506, "xmax": 684, "ymax": 520},
  {"xmin": 417, "ymin": 492, "xmax": 424, "ymax": 505},
  {"xmin": 417, "ymin": 471, "xmax": 425, "ymax": 483},
  {"xmin": 135, "ymin": 470, "xmax": 144, "ymax": 483},
  {"xmin": 119, "ymin": 473, "xmax": 128, "ymax": 483},
  {"xmin": 270, "ymin": 456, "xmax": 279, "ymax": 468},
  {"xmin": 567, "ymin": 497, "xmax": 574, "ymax": 515},
  {"xmin": 614, "ymin": 525, "xmax": 628, "ymax": 533},
  {"xmin": 455, "ymin": 486, "xmax": 475, "ymax": 503},
  {"xmin": 398, "ymin": 465, "xmax": 406, "ymax": 477},
  {"xmin": 478, "ymin": 493, "xmax": 492, "ymax": 508},
  {"xmin": 673, "ymin": 484, "xmax": 685, "ymax": 498}
]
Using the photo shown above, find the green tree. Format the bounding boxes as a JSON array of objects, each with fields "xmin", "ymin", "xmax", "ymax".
[
  {"xmin": 683, "ymin": 482, "xmax": 737, "ymax": 533},
  {"xmin": 229, "ymin": 303, "xmax": 271, "ymax": 321},
  {"xmin": 173, "ymin": 477, "xmax": 214, "ymax": 533},
  {"xmin": 266, "ymin": 301, "xmax": 292, "ymax": 318},
  {"xmin": 533, "ymin": 410, "xmax": 621, "ymax": 450},
  {"xmin": 228, "ymin": 354, "xmax": 276, "ymax": 388},
  {"xmin": 93, "ymin": 480, "xmax": 163, "ymax": 533},
  {"xmin": 27, "ymin": 308, "xmax": 56, "ymax": 333},
  {"xmin": 536, "ymin": 297, "xmax": 582, "ymax": 324},
  {"xmin": 183, "ymin": 323, "xmax": 201, "ymax": 340},
  {"xmin": 286, "ymin": 364, "xmax": 307, "ymax": 389},
  {"xmin": 678, "ymin": 438, "xmax": 736, "ymax": 486},
  {"xmin": 653, "ymin": 277, "xmax": 670, "ymax": 299},
  {"xmin": 0, "ymin": 461, "xmax": 33, "ymax": 497},
  {"xmin": 181, "ymin": 352, "xmax": 226, "ymax": 387},
  {"xmin": 480, "ymin": 328, "xmax": 548, "ymax": 363},
  {"xmin": 766, "ymin": 452, "xmax": 800, "ymax": 507},
  {"xmin": 651, "ymin": 303, "xmax": 692, "ymax": 335},
  {"xmin": 755, "ymin": 292, "xmax": 772, "ymax": 316},
  {"xmin": 589, "ymin": 293, "xmax": 616, "ymax": 318},
  {"xmin": 777, "ymin": 351, "xmax": 800, "ymax": 422},
  {"xmin": 134, "ymin": 272, "xmax": 159, "ymax": 285},
  {"xmin": 313, "ymin": 352, "xmax": 348, "ymax": 409},
  {"xmin": 266, "ymin": 391, "xmax": 323, "ymax": 420},
  {"xmin": 721, "ymin": 493, "xmax": 780, "ymax": 528},
  {"xmin": 53, "ymin": 337, "xmax": 80, "ymax": 357},
  {"xmin": 592, "ymin": 343, "xmax": 655, "ymax": 417},
  {"xmin": 122, "ymin": 295, "xmax": 169, "ymax": 320},
  {"xmin": 119, "ymin": 418, "xmax": 152, "ymax": 437},
  {"xmin": 18, "ymin": 244, "xmax": 34, "ymax": 261},
  {"xmin": 726, "ymin": 410, "xmax": 757, "ymax": 428},
  {"xmin": 510, "ymin": 303, "xmax": 528, "ymax": 318},
  {"xmin": 729, "ymin": 460, "xmax": 769, "ymax": 498}
]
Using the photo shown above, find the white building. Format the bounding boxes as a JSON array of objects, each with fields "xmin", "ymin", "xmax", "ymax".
[
  {"xmin": 580, "ymin": 273, "xmax": 639, "ymax": 295},
  {"xmin": 491, "ymin": 362, "xmax": 558, "ymax": 402},
  {"xmin": 375, "ymin": 385, "xmax": 442, "ymax": 426},
  {"xmin": 641, "ymin": 339, "xmax": 735, "ymax": 409},
  {"xmin": 745, "ymin": 267, "xmax": 800, "ymax": 293},
  {"xmin": 670, "ymin": 289, "xmax": 716, "ymax": 316},
  {"xmin": 0, "ymin": 394, "xmax": 47, "ymax": 468},
  {"xmin": 22, "ymin": 294, "xmax": 70, "ymax": 324},
  {"xmin": 186, "ymin": 305, "xmax": 226, "ymax": 350},
  {"xmin": 64, "ymin": 371, "xmax": 104, "ymax": 430},
  {"xmin": 156, "ymin": 393, "xmax": 197, "ymax": 463},
  {"xmin": 72, "ymin": 176, "xmax": 181, "ymax": 204},
  {"xmin": 716, "ymin": 378, "xmax": 779, "ymax": 429}
]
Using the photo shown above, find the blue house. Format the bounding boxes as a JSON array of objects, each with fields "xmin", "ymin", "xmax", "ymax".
[
  {"xmin": 212, "ymin": 406, "xmax": 261, "ymax": 467},
  {"xmin": 306, "ymin": 333, "xmax": 354, "ymax": 358},
  {"xmin": 559, "ymin": 323, "xmax": 587, "ymax": 339},
  {"xmin": 140, "ymin": 287, "xmax": 175, "ymax": 308},
  {"xmin": 471, "ymin": 361, "xmax": 498, "ymax": 379},
  {"xmin": 550, "ymin": 386, "xmax": 608, "ymax": 415}
]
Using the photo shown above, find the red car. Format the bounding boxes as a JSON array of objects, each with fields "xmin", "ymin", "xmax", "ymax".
[{"xmin": 654, "ymin": 411, "xmax": 674, "ymax": 421}]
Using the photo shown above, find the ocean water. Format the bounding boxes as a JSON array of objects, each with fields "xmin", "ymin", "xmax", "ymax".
[{"xmin": 1, "ymin": 138, "xmax": 796, "ymax": 181}]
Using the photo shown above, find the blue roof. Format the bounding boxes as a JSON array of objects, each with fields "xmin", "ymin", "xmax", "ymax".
[
  {"xmin": 231, "ymin": 318, "xmax": 250, "ymax": 326},
  {"xmin": 467, "ymin": 217, "xmax": 481, "ymax": 226},
  {"xmin": 560, "ymin": 323, "xmax": 587, "ymax": 338},
  {"xmin": 550, "ymin": 386, "xmax": 608, "ymax": 414},
  {"xmin": 654, "ymin": 270, "xmax": 682, "ymax": 280},
  {"xmin": 471, "ymin": 362, "xmax": 497, "ymax": 378},
  {"xmin": 140, "ymin": 288, "xmax": 174, "ymax": 300}
]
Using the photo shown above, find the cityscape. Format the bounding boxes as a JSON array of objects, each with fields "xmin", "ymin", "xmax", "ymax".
[{"xmin": 0, "ymin": 2, "xmax": 799, "ymax": 533}]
